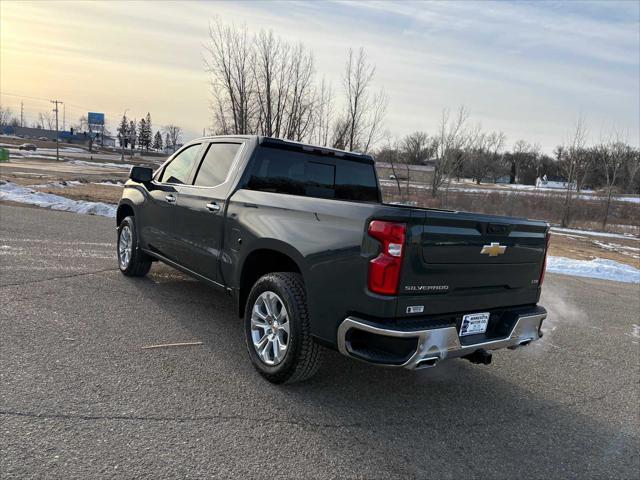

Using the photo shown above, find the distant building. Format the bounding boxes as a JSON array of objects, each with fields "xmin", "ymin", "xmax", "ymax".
[
  {"xmin": 1, "ymin": 125, "xmax": 90, "ymax": 145},
  {"xmin": 101, "ymin": 135, "xmax": 116, "ymax": 148},
  {"xmin": 536, "ymin": 174, "xmax": 576, "ymax": 190}
]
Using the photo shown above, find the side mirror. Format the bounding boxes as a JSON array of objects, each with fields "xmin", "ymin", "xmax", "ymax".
[{"xmin": 130, "ymin": 166, "xmax": 153, "ymax": 183}]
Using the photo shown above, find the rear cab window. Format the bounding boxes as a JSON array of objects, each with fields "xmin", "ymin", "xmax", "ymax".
[{"xmin": 245, "ymin": 145, "xmax": 379, "ymax": 202}]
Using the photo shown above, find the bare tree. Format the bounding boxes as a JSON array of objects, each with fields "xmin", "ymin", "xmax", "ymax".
[
  {"xmin": 37, "ymin": 111, "xmax": 54, "ymax": 130},
  {"xmin": 163, "ymin": 125, "xmax": 183, "ymax": 150},
  {"xmin": 205, "ymin": 19, "xmax": 255, "ymax": 135},
  {"xmin": 0, "ymin": 106, "xmax": 13, "ymax": 126},
  {"xmin": 622, "ymin": 148, "xmax": 640, "ymax": 194},
  {"xmin": 560, "ymin": 115, "xmax": 589, "ymax": 227},
  {"xmin": 331, "ymin": 117, "xmax": 350, "ymax": 150},
  {"xmin": 340, "ymin": 48, "xmax": 386, "ymax": 153},
  {"xmin": 282, "ymin": 43, "xmax": 315, "ymax": 142},
  {"xmin": 599, "ymin": 133, "xmax": 631, "ymax": 229},
  {"xmin": 431, "ymin": 106, "xmax": 470, "ymax": 197},
  {"xmin": 383, "ymin": 134, "xmax": 403, "ymax": 197},
  {"xmin": 362, "ymin": 88, "xmax": 388, "ymax": 153},
  {"xmin": 313, "ymin": 78, "xmax": 334, "ymax": 147},
  {"xmin": 466, "ymin": 130, "xmax": 506, "ymax": 184}
]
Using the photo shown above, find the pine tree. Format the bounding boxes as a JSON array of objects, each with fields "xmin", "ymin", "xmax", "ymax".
[
  {"xmin": 137, "ymin": 118, "xmax": 148, "ymax": 150},
  {"xmin": 128, "ymin": 120, "xmax": 137, "ymax": 152},
  {"xmin": 145, "ymin": 113, "xmax": 152, "ymax": 151},
  {"xmin": 153, "ymin": 131, "xmax": 163, "ymax": 151},
  {"xmin": 117, "ymin": 115, "xmax": 128, "ymax": 148},
  {"xmin": 165, "ymin": 132, "xmax": 170, "ymax": 151}
]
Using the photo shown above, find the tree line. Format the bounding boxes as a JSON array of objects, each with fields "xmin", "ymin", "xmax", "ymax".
[{"xmin": 115, "ymin": 112, "xmax": 183, "ymax": 156}]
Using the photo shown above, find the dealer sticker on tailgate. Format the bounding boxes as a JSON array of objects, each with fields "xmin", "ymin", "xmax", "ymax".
[{"xmin": 460, "ymin": 312, "xmax": 490, "ymax": 337}]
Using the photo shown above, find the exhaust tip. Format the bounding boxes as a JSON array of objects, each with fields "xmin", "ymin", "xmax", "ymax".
[{"xmin": 416, "ymin": 356, "xmax": 439, "ymax": 368}]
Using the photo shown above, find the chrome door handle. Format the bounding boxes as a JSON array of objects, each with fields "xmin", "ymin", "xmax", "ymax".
[
  {"xmin": 165, "ymin": 194, "xmax": 176, "ymax": 203},
  {"xmin": 206, "ymin": 203, "xmax": 220, "ymax": 212}
]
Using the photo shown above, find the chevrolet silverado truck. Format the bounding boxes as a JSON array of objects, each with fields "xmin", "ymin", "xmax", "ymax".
[{"xmin": 116, "ymin": 136, "xmax": 550, "ymax": 383}]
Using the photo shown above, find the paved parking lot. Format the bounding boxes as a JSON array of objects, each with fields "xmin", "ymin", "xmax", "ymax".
[{"xmin": 1, "ymin": 204, "xmax": 638, "ymax": 479}]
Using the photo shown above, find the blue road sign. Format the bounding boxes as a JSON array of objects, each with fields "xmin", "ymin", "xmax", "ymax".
[{"xmin": 88, "ymin": 112, "xmax": 105, "ymax": 125}]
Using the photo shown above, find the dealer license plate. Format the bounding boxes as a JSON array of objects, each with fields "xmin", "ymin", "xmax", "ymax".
[{"xmin": 460, "ymin": 312, "xmax": 490, "ymax": 337}]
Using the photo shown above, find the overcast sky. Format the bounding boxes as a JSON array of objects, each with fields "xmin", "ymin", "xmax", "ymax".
[{"xmin": 1, "ymin": 0, "xmax": 638, "ymax": 153}]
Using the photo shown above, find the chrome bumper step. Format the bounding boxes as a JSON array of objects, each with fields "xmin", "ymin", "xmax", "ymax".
[{"xmin": 337, "ymin": 310, "xmax": 546, "ymax": 370}]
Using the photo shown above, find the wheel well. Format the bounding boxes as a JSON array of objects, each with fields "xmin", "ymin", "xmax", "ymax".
[
  {"xmin": 116, "ymin": 204, "xmax": 134, "ymax": 226},
  {"xmin": 238, "ymin": 249, "xmax": 301, "ymax": 317}
]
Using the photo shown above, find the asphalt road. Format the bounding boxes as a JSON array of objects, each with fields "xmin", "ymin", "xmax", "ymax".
[{"xmin": 1, "ymin": 204, "xmax": 638, "ymax": 479}]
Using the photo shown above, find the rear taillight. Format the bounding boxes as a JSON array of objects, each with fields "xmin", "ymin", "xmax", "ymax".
[
  {"xmin": 539, "ymin": 232, "xmax": 551, "ymax": 286},
  {"xmin": 368, "ymin": 220, "xmax": 406, "ymax": 295}
]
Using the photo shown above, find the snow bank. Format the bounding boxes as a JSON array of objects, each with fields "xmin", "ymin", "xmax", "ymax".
[
  {"xmin": 70, "ymin": 160, "xmax": 134, "ymax": 169},
  {"xmin": 0, "ymin": 182, "xmax": 116, "ymax": 217},
  {"xmin": 551, "ymin": 227, "xmax": 638, "ymax": 240},
  {"xmin": 547, "ymin": 256, "xmax": 640, "ymax": 284}
]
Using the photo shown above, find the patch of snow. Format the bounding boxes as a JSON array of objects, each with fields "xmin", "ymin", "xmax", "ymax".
[
  {"xmin": 29, "ymin": 180, "xmax": 83, "ymax": 189},
  {"xmin": 593, "ymin": 240, "xmax": 640, "ymax": 257},
  {"xmin": 93, "ymin": 181, "xmax": 125, "ymax": 187},
  {"xmin": 546, "ymin": 256, "xmax": 640, "ymax": 284},
  {"xmin": 0, "ymin": 181, "xmax": 116, "ymax": 217},
  {"xmin": 551, "ymin": 227, "xmax": 638, "ymax": 241},
  {"xmin": 70, "ymin": 160, "xmax": 133, "ymax": 169}
]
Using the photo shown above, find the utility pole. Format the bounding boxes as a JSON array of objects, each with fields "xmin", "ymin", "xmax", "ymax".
[
  {"xmin": 20, "ymin": 101, "xmax": 24, "ymax": 127},
  {"xmin": 63, "ymin": 104, "xmax": 66, "ymax": 131},
  {"xmin": 51, "ymin": 100, "xmax": 63, "ymax": 162}
]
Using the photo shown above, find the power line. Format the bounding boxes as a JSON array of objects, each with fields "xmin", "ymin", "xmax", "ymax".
[{"xmin": 1, "ymin": 92, "xmax": 52, "ymax": 103}]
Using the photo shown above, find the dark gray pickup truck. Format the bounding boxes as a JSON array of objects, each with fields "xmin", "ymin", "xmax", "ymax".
[{"xmin": 117, "ymin": 136, "xmax": 550, "ymax": 383}]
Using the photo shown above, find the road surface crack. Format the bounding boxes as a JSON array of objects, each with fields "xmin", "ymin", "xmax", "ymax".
[{"xmin": 0, "ymin": 267, "xmax": 118, "ymax": 288}]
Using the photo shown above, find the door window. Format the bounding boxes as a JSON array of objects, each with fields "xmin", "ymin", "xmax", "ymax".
[
  {"xmin": 159, "ymin": 144, "xmax": 201, "ymax": 184},
  {"xmin": 193, "ymin": 143, "xmax": 242, "ymax": 187}
]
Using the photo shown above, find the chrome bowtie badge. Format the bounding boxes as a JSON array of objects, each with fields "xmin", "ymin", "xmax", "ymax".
[{"xmin": 481, "ymin": 242, "xmax": 507, "ymax": 257}]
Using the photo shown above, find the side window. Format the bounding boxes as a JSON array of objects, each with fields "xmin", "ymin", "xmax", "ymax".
[
  {"xmin": 159, "ymin": 144, "xmax": 201, "ymax": 184},
  {"xmin": 193, "ymin": 143, "xmax": 241, "ymax": 187}
]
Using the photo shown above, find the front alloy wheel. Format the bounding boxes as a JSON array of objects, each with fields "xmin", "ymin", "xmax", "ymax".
[
  {"xmin": 118, "ymin": 224, "xmax": 133, "ymax": 269},
  {"xmin": 117, "ymin": 215, "xmax": 152, "ymax": 277},
  {"xmin": 250, "ymin": 291, "xmax": 291, "ymax": 365}
]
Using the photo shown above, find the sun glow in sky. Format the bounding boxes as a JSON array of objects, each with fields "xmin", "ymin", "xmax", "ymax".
[{"xmin": 1, "ymin": 0, "xmax": 638, "ymax": 152}]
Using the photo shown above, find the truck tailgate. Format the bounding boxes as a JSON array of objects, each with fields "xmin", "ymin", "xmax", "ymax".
[{"xmin": 396, "ymin": 208, "xmax": 548, "ymax": 318}]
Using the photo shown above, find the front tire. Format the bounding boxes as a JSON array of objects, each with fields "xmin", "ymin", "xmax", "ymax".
[
  {"xmin": 244, "ymin": 272, "xmax": 322, "ymax": 384},
  {"xmin": 117, "ymin": 215, "xmax": 152, "ymax": 277}
]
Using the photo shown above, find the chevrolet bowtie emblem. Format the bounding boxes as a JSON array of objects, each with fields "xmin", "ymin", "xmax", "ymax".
[{"xmin": 481, "ymin": 242, "xmax": 507, "ymax": 257}]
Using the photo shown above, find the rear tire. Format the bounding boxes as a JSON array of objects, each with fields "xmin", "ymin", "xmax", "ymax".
[
  {"xmin": 117, "ymin": 215, "xmax": 152, "ymax": 277},
  {"xmin": 244, "ymin": 272, "xmax": 322, "ymax": 384}
]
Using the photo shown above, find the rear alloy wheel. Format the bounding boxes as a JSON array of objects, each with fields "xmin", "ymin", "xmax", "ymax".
[
  {"xmin": 244, "ymin": 272, "xmax": 322, "ymax": 384},
  {"xmin": 117, "ymin": 216, "xmax": 152, "ymax": 277},
  {"xmin": 250, "ymin": 291, "xmax": 291, "ymax": 366}
]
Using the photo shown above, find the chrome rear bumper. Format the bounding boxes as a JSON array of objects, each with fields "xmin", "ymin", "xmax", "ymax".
[{"xmin": 337, "ymin": 310, "xmax": 546, "ymax": 370}]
